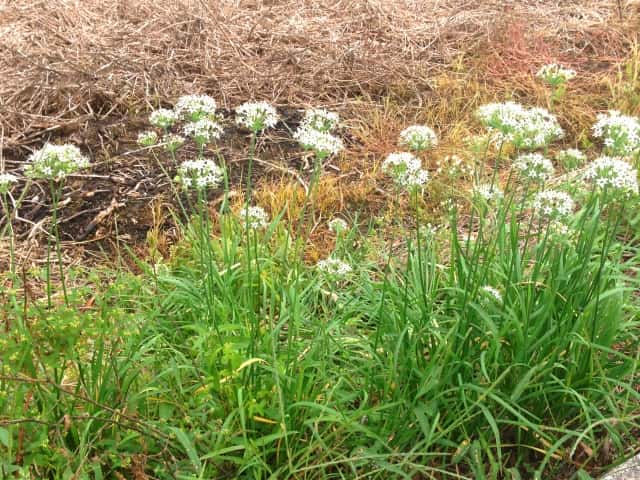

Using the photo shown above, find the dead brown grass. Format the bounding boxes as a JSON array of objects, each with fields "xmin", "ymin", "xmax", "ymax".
[
  {"xmin": 1, "ymin": 0, "xmax": 637, "ymax": 149},
  {"xmin": 0, "ymin": 0, "xmax": 639, "ymax": 263}
]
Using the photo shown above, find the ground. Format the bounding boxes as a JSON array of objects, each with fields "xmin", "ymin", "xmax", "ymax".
[{"xmin": 1, "ymin": 2, "xmax": 640, "ymax": 478}]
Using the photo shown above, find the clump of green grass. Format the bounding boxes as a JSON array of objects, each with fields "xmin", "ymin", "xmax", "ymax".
[{"xmin": 1, "ymin": 75, "xmax": 640, "ymax": 480}]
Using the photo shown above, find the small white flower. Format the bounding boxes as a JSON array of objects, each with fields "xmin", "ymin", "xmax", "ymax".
[
  {"xmin": 584, "ymin": 156, "xmax": 638, "ymax": 196},
  {"xmin": 592, "ymin": 110, "xmax": 640, "ymax": 156},
  {"xmin": 162, "ymin": 134, "xmax": 185, "ymax": 153},
  {"xmin": 236, "ymin": 102, "xmax": 279, "ymax": 132},
  {"xmin": 184, "ymin": 119, "xmax": 223, "ymax": 146},
  {"xmin": 24, "ymin": 143, "xmax": 90, "ymax": 180},
  {"xmin": 513, "ymin": 152, "xmax": 555, "ymax": 182},
  {"xmin": 328, "ymin": 218, "xmax": 348, "ymax": 234},
  {"xmin": 555, "ymin": 149, "xmax": 586, "ymax": 169},
  {"xmin": 399, "ymin": 125, "xmax": 438, "ymax": 151},
  {"xmin": 532, "ymin": 190, "xmax": 574, "ymax": 219},
  {"xmin": 301, "ymin": 108, "xmax": 339, "ymax": 132},
  {"xmin": 175, "ymin": 159, "xmax": 223, "ymax": 190},
  {"xmin": 317, "ymin": 257, "xmax": 352, "ymax": 277},
  {"xmin": 243, "ymin": 206, "xmax": 269, "ymax": 229},
  {"xmin": 436, "ymin": 155, "xmax": 473, "ymax": 178},
  {"xmin": 0, "ymin": 173, "xmax": 18, "ymax": 193},
  {"xmin": 137, "ymin": 131, "xmax": 159, "ymax": 147},
  {"xmin": 382, "ymin": 152, "xmax": 429, "ymax": 190},
  {"xmin": 474, "ymin": 183, "xmax": 503, "ymax": 202},
  {"xmin": 480, "ymin": 285, "xmax": 502, "ymax": 303},
  {"xmin": 536, "ymin": 63, "xmax": 576, "ymax": 85},
  {"xmin": 149, "ymin": 108, "xmax": 178, "ymax": 129},
  {"xmin": 175, "ymin": 94, "xmax": 217, "ymax": 121},
  {"xmin": 294, "ymin": 126, "xmax": 343, "ymax": 158},
  {"xmin": 476, "ymin": 102, "xmax": 563, "ymax": 150}
]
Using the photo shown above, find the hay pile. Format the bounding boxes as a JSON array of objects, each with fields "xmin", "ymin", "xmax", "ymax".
[{"xmin": 1, "ymin": 0, "xmax": 634, "ymax": 153}]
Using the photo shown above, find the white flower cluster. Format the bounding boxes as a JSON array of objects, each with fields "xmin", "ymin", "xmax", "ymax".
[
  {"xmin": 474, "ymin": 183, "xmax": 503, "ymax": 202},
  {"xmin": 317, "ymin": 257, "xmax": 352, "ymax": 277},
  {"xmin": 555, "ymin": 148, "xmax": 586, "ymax": 169},
  {"xmin": 294, "ymin": 127, "xmax": 343, "ymax": 159},
  {"xmin": 0, "ymin": 173, "xmax": 18, "ymax": 193},
  {"xmin": 149, "ymin": 108, "xmax": 179, "ymax": 129},
  {"xmin": 476, "ymin": 102, "xmax": 564, "ymax": 150},
  {"xmin": 513, "ymin": 153, "xmax": 555, "ymax": 182},
  {"xmin": 184, "ymin": 119, "xmax": 223, "ymax": 146},
  {"xmin": 24, "ymin": 143, "xmax": 90, "ymax": 180},
  {"xmin": 301, "ymin": 108, "xmax": 340, "ymax": 132},
  {"xmin": 480, "ymin": 285, "xmax": 502, "ymax": 303},
  {"xmin": 175, "ymin": 94, "xmax": 217, "ymax": 121},
  {"xmin": 399, "ymin": 125, "xmax": 438, "ymax": 151},
  {"xmin": 592, "ymin": 110, "xmax": 640, "ymax": 156},
  {"xmin": 294, "ymin": 107, "xmax": 343, "ymax": 159},
  {"xmin": 243, "ymin": 206, "xmax": 270, "ymax": 229},
  {"xmin": 435, "ymin": 155, "xmax": 473, "ymax": 179},
  {"xmin": 584, "ymin": 156, "xmax": 639, "ymax": 195},
  {"xmin": 163, "ymin": 134, "xmax": 185, "ymax": 153},
  {"xmin": 328, "ymin": 218, "xmax": 347, "ymax": 234},
  {"xmin": 175, "ymin": 159, "xmax": 224, "ymax": 190},
  {"xmin": 236, "ymin": 102, "xmax": 279, "ymax": 132},
  {"xmin": 137, "ymin": 131, "xmax": 159, "ymax": 147},
  {"xmin": 532, "ymin": 190, "xmax": 574, "ymax": 219},
  {"xmin": 536, "ymin": 63, "xmax": 576, "ymax": 85},
  {"xmin": 382, "ymin": 152, "xmax": 429, "ymax": 190}
]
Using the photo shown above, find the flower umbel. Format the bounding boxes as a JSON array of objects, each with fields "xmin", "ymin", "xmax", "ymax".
[
  {"xmin": 175, "ymin": 94, "xmax": 217, "ymax": 122},
  {"xmin": 301, "ymin": 108, "xmax": 339, "ymax": 132},
  {"xmin": 236, "ymin": 102, "xmax": 279, "ymax": 132},
  {"xmin": 532, "ymin": 190, "xmax": 575, "ymax": 219},
  {"xmin": 24, "ymin": 144, "xmax": 90, "ymax": 180},
  {"xmin": 513, "ymin": 153, "xmax": 555, "ymax": 182},
  {"xmin": 536, "ymin": 63, "xmax": 576, "ymax": 86},
  {"xmin": 328, "ymin": 218, "xmax": 348, "ymax": 234},
  {"xmin": 0, "ymin": 173, "xmax": 18, "ymax": 193},
  {"xmin": 474, "ymin": 183, "xmax": 503, "ymax": 202},
  {"xmin": 480, "ymin": 285, "xmax": 502, "ymax": 303},
  {"xmin": 294, "ymin": 126, "xmax": 343, "ymax": 159},
  {"xmin": 476, "ymin": 102, "xmax": 564, "ymax": 150},
  {"xmin": 137, "ymin": 131, "xmax": 159, "ymax": 147},
  {"xmin": 399, "ymin": 125, "xmax": 438, "ymax": 151},
  {"xmin": 584, "ymin": 156, "xmax": 638, "ymax": 196},
  {"xmin": 592, "ymin": 110, "xmax": 640, "ymax": 157},
  {"xmin": 317, "ymin": 258, "xmax": 352, "ymax": 277},
  {"xmin": 163, "ymin": 134, "xmax": 186, "ymax": 154},
  {"xmin": 382, "ymin": 152, "xmax": 429, "ymax": 191},
  {"xmin": 175, "ymin": 159, "xmax": 224, "ymax": 190},
  {"xmin": 184, "ymin": 119, "xmax": 223, "ymax": 147},
  {"xmin": 243, "ymin": 206, "xmax": 270, "ymax": 229},
  {"xmin": 149, "ymin": 108, "xmax": 178, "ymax": 129}
]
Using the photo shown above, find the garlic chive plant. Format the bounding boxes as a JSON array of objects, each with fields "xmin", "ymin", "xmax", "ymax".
[
  {"xmin": 537, "ymin": 63, "xmax": 576, "ymax": 107},
  {"xmin": 399, "ymin": 125, "xmax": 438, "ymax": 151},
  {"xmin": 183, "ymin": 118, "xmax": 224, "ymax": 151},
  {"xmin": 174, "ymin": 94, "xmax": 218, "ymax": 122},
  {"xmin": 512, "ymin": 152, "xmax": 555, "ymax": 183},
  {"xmin": 476, "ymin": 102, "xmax": 564, "ymax": 150},
  {"xmin": 300, "ymin": 108, "xmax": 340, "ymax": 132},
  {"xmin": 584, "ymin": 156, "xmax": 639, "ymax": 197},
  {"xmin": 0, "ymin": 172, "xmax": 18, "ymax": 274},
  {"xmin": 149, "ymin": 108, "xmax": 178, "ymax": 130},
  {"xmin": 25, "ymin": 143, "xmax": 90, "ymax": 306},
  {"xmin": 235, "ymin": 101, "xmax": 279, "ymax": 133},
  {"xmin": 592, "ymin": 110, "xmax": 640, "ymax": 158}
]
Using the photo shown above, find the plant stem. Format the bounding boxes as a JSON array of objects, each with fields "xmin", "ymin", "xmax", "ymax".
[{"xmin": 49, "ymin": 181, "xmax": 69, "ymax": 306}]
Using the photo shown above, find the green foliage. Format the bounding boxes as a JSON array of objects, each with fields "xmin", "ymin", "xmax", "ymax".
[{"xmin": 2, "ymin": 85, "xmax": 640, "ymax": 479}]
